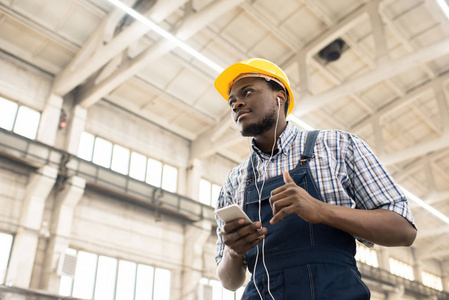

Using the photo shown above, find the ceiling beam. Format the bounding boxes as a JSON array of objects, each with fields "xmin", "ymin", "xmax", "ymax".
[
  {"xmin": 295, "ymin": 37, "xmax": 449, "ymax": 116},
  {"xmin": 76, "ymin": 0, "xmax": 244, "ymax": 108},
  {"xmin": 416, "ymin": 225, "xmax": 449, "ymax": 239},
  {"xmin": 0, "ymin": 3, "xmax": 80, "ymax": 53},
  {"xmin": 190, "ymin": 115, "xmax": 240, "ymax": 160},
  {"xmin": 418, "ymin": 248, "xmax": 449, "ymax": 261},
  {"xmin": 426, "ymin": 190, "xmax": 449, "ymax": 205},
  {"xmin": 283, "ymin": 1, "xmax": 370, "ymax": 66},
  {"xmin": 414, "ymin": 238, "xmax": 448, "ymax": 261},
  {"xmin": 131, "ymin": 76, "xmax": 216, "ymax": 125},
  {"xmin": 52, "ymin": 0, "xmax": 187, "ymax": 96},
  {"xmin": 380, "ymin": 130, "xmax": 449, "ymax": 166},
  {"xmin": 351, "ymin": 72, "xmax": 449, "ymax": 132}
]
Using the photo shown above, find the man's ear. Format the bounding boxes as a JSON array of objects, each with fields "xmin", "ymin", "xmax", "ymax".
[{"xmin": 277, "ymin": 90, "xmax": 287, "ymax": 105}]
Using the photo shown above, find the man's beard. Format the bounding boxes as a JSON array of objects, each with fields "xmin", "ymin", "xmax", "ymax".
[{"xmin": 241, "ymin": 109, "xmax": 277, "ymax": 137}]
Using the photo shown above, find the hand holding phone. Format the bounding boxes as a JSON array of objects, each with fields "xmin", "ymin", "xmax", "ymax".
[{"xmin": 216, "ymin": 204, "xmax": 252, "ymax": 224}]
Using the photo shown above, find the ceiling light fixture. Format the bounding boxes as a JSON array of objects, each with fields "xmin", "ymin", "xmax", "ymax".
[
  {"xmin": 403, "ymin": 189, "xmax": 449, "ymax": 225},
  {"xmin": 107, "ymin": 0, "xmax": 224, "ymax": 73},
  {"xmin": 108, "ymin": 0, "xmax": 449, "ymax": 225},
  {"xmin": 287, "ymin": 114, "xmax": 314, "ymax": 130},
  {"xmin": 435, "ymin": 0, "xmax": 449, "ymax": 19}
]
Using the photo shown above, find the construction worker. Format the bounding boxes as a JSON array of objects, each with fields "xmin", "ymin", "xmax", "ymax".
[{"xmin": 213, "ymin": 58, "xmax": 417, "ymax": 299}]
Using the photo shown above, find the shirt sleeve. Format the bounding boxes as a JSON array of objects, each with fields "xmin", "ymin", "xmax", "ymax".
[
  {"xmin": 214, "ymin": 174, "xmax": 236, "ymax": 265},
  {"xmin": 215, "ymin": 189, "xmax": 227, "ymax": 264},
  {"xmin": 344, "ymin": 133, "xmax": 416, "ymax": 228}
]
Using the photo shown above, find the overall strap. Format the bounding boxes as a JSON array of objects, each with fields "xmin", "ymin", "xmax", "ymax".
[{"xmin": 300, "ymin": 130, "xmax": 320, "ymax": 163}]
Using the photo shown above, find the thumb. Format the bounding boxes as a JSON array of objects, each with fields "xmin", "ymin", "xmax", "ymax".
[{"xmin": 283, "ymin": 170, "xmax": 294, "ymax": 184}]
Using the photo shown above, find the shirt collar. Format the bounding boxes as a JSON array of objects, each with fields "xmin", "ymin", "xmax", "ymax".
[{"xmin": 251, "ymin": 122, "xmax": 298, "ymax": 159}]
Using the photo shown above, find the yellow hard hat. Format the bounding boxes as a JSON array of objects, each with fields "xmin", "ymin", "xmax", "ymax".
[{"xmin": 214, "ymin": 58, "xmax": 294, "ymax": 115}]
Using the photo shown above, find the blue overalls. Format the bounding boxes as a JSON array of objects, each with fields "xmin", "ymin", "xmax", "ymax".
[{"xmin": 242, "ymin": 131, "xmax": 370, "ymax": 300}]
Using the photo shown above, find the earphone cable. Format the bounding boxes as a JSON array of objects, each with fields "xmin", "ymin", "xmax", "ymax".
[{"xmin": 247, "ymin": 100, "xmax": 281, "ymax": 300}]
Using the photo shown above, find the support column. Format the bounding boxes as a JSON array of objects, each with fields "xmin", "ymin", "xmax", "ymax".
[
  {"xmin": 297, "ymin": 52, "xmax": 310, "ymax": 102},
  {"xmin": 372, "ymin": 116, "xmax": 385, "ymax": 156},
  {"xmin": 181, "ymin": 220, "xmax": 212, "ymax": 300},
  {"xmin": 368, "ymin": 0, "xmax": 389, "ymax": 65},
  {"xmin": 6, "ymin": 165, "xmax": 57, "ymax": 288},
  {"xmin": 377, "ymin": 247, "xmax": 390, "ymax": 272},
  {"xmin": 412, "ymin": 248, "xmax": 423, "ymax": 284},
  {"xmin": 41, "ymin": 176, "xmax": 86, "ymax": 293},
  {"xmin": 386, "ymin": 285, "xmax": 404, "ymax": 300},
  {"xmin": 66, "ymin": 105, "xmax": 87, "ymax": 155},
  {"xmin": 186, "ymin": 159, "xmax": 202, "ymax": 201},
  {"xmin": 413, "ymin": 261, "xmax": 424, "ymax": 284},
  {"xmin": 36, "ymin": 94, "xmax": 63, "ymax": 146},
  {"xmin": 441, "ymin": 261, "xmax": 449, "ymax": 292}
]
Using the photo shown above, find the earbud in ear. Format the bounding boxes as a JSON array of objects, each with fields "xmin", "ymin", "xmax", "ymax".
[{"xmin": 277, "ymin": 97, "xmax": 280, "ymax": 106}]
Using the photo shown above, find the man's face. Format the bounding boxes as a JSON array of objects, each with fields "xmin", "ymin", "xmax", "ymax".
[{"xmin": 228, "ymin": 77, "xmax": 277, "ymax": 137}]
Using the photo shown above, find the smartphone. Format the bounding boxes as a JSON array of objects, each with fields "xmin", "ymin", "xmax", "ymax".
[{"xmin": 216, "ymin": 204, "xmax": 252, "ymax": 224}]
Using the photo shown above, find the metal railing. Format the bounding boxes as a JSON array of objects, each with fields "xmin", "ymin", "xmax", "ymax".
[
  {"xmin": 0, "ymin": 128, "xmax": 216, "ymax": 225},
  {"xmin": 358, "ymin": 262, "xmax": 449, "ymax": 299}
]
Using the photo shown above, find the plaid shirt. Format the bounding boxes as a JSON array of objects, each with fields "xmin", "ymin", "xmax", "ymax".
[{"xmin": 215, "ymin": 122, "xmax": 415, "ymax": 264}]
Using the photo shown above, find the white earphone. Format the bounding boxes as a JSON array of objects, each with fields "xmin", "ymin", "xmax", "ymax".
[{"xmin": 277, "ymin": 97, "xmax": 280, "ymax": 106}]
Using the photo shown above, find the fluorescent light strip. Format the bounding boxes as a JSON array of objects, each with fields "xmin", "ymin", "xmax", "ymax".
[
  {"xmin": 403, "ymin": 189, "xmax": 449, "ymax": 225},
  {"xmin": 436, "ymin": 0, "xmax": 449, "ymax": 19},
  {"xmin": 107, "ymin": 0, "xmax": 224, "ymax": 73},
  {"xmin": 109, "ymin": 0, "xmax": 449, "ymax": 225},
  {"xmin": 287, "ymin": 114, "xmax": 314, "ymax": 130}
]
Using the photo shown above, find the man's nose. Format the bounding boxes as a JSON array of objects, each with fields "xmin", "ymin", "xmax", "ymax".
[{"xmin": 232, "ymin": 99, "xmax": 245, "ymax": 111}]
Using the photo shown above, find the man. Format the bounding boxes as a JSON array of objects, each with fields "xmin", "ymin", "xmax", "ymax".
[{"xmin": 213, "ymin": 58, "xmax": 417, "ymax": 299}]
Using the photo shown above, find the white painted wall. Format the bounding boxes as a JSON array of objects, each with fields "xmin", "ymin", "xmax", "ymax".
[
  {"xmin": 0, "ymin": 52, "xmax": 51, "ymax": 111},
  {"xmin": 0, "ymin": 160, "xmax": 29, "ymax": 232},
  {"xmin": 71, "ymin": 190, "xmax": 185, "ymax": 268},
  {"xmin": 85, "ymin": 100, "xmax": 190, "ymax": 170}
]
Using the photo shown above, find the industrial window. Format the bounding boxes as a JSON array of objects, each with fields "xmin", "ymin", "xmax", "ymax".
[
  {"xmin": 115, "ymin": 260, "xmax": 137, "ymax": 299},
  {"xmin": 94, "ymin": 255, "xmax": 117, "ymax": 299},
  {"xmin": 0, "ymin": 97, "xmax": 18, "ymax": 130},
  {"xmin": 0, "ymin": 232, "xmax": 13, "ymax": 284},
  {"xmin": 135, "ymin": 264, "xmax": 154, "ymax": 299},
  {"xmin": 389, "ymin": 258, "xmax": 414, "ymax": 281},
  {"xmin": 72, "ymin": 251, "xmax": 97, "ymax": 298},
  {"xmin": 355, "ymin": 243, "xmax": 378, "ymax": 268},
  {"xmin": 111, "ymin": 144, "xmax": 130, "ymax": 175},
  {"xmin": 77, "ymin": 132, "xmax": 178, "ymax": 192},
  {"xmin": 199, "ymin": 277, "xmax": 244, "ymax": 300},
  {"xmin": 0, "ymin": 97, "xmax": 40, "ymax": 139},
  {"xmin": 146, "ymin": 158, "xmax": 162, "ymax": 187},
  {"xmin": 59, "ymin": 249, "xmax": 171, "ymax": 300},
  {"xmin": 422, "ymin": 271, "xmax": 443, "ymax": 291},
  {"xmin": 199, "ymin": 179, "xmax": 221, "ymax": 207},
  {"xmin": 130, "ymin": 152, "xmax": 147, "ymax": 181},
  {"xmin": 161, "ymin": 164, "xmax": 177, "ymax": 193},
  {"xmin": 78, "ymin": 132, "xmax": 95, "ymax": 161},
  {"xmin": 92, "ymin": 137, "xmax": 113, "ymax": 168}
]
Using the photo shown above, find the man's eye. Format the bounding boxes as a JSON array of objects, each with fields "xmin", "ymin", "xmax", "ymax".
[{"xmin": 243, "ymin": 90, "xmax": 253, "ymax": 97}]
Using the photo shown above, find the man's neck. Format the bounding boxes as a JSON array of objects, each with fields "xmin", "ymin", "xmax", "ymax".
[{"xmin": 253, "ymin": 122, "xmax": 287, "ymax": 154}]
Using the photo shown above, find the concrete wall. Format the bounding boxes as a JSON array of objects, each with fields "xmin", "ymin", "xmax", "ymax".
[
  {"xmin": 0, "ymin": 159, "xmax": 28, "ymax": 231},
  {"xmin": 85, "ymin": 100, "xmax": 191, "ymax": 170},
  {"xmin": 0, "ymin": 52, "xmax": 51, "ymax": 111}
]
